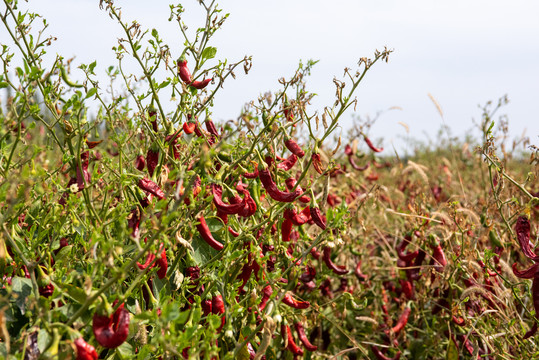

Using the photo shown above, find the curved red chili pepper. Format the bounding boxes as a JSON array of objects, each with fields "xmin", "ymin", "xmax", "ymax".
[
  {"xmin": 284, "ymin": 178, "xmax": 310, "ymax": 203},
  {"xmin": 294, "ymin": 322, "xmax": 317, "ymax": 351},
  {"xmin": 196, "ymin": 216, "xmax": 224, "ymax": 251},
  {"xmin": 282, "ymin": 292, "xmax": 310, "ymax": 309},
  {"xmin": 363, "ymin": 135, "xmax": 383, "ymax": 152},
  {"xmin": 399, "ymin": 279, "xmax": 414, "ymax": 300},
  {"xmin": 512, "ymin": 262, "xmax": 539, "ymax": 279},
  {"xmin": 74, "ymin": 338, "xmax": 98, "ymax": 360},
  {"xmin": 137, "ymin": 178, "xmax": 165, "ymax": 200},
  {"xmin": 284, "ymin": 138, "xmax": 305, "ymax": 158},
  {"xmin": 156, "ymin": 247, "xmax": 168, "ymax": 279},
  {"xmin": 371, "ymin": 345, "xmax": 401, "ymax": 360},
  {"xmin": 284, "ymin": 207, "xmax": 310, "ymax": 226},
  {"xmin": 211, "ymin": 184, "xmax": 246, "ymax": 214},
  {"xmin": 228, "ymin": 226, "xmax": 240, "ymax": 237},
  {"xmin": 309, "ymin": 206, "xmax": 326, "ymax": 230},
  {"xmin": 390, "ymin": 306, "xmax": 411, "ymax": 335},
  {"xmin": 190, "ymin": 78, "xmax": 212, "ymax": 89},
  {"xmin": 205, "ymin": 120, "xmax": 219, "ymax": 137},
  {"xmin": 299, "ymin": 266, "xmax": 316, "ymax": 283},
  {"xmin": 259, "ymin": 285, "xmax": 273, "ymax": 311},
  {"xmin": 277, "ymin": 154, "xmax": 297, "ymax": 171},
  {"xmin": 92, "ymin": 304, "xmax": 130, "ymax": 348},
  {"xmin": 237, "ymin": 189, "xmax": 257, "ymax": 217},
  {"xmin": 311, "ymin": 153, "xmax": 324, "ymax": 174},
  {"xmin": 282, "ymin": 324, "xmax": 304, "ymax": 356},
  {"xmin": 348, "ymin": 156, "xmax": 369, "ymax": 171},
  {"xmin": 259, "ymin": 168, "xmax": 302, "ymax": 202},
  {"xmin": 430, "ymin": 243, "xmax": 447, "ymax": 272},
  {"xmin": 322, "ymin": 247, "xmax": 348, "ymax": 275},
  {"xmin": 310, "ymin": 247, "xmax": 321, "ymax": 260},
  {"xmin": 177, "ymin": 57, "xmax": 192, "ymax": 84},
  {"xmin": 355, "ymin": 260, "xmax": 368, "ymax": 281}
]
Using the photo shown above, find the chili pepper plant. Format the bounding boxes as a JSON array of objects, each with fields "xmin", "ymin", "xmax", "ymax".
[{"xmin": 1, "ymin": 1, "xmax": 538, "ymax": 359}]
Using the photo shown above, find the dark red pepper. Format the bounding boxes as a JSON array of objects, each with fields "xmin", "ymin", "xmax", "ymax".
[
  {"xmin": 294, "ymin": 322, "xmax": 317, "ymax": 351},
  {"xmin": 363, "ymin": 134, "xmax": 383, "ymax": 152},
  {"xmin": 282, "ymin": 292, "xmax": 310, "ymax": 309},
  {"xmin": 284, "ymin": 138, "xmax": 305, "ymax": 158},
  {"xmin": 146, "ymin": 146, "xmax": 159, "ymax": 177},
  {"xmin": 277, "ymin": 154, "xmax": 297, "ymax": 171},
  {"xmin": 259, "ymin": 168, "xmax": 302, "ymax": 203},
  {"xmin": 515, "ymin": 216, "xmax": 538, "ymax": 261},
  {"xmin": 322, "ymin": 247, "xmax": 348, "ymax": 275},
  {"xmin": 135, "ymin": 155, "xmax": 146, "ymax": 171},
  {"xmin": 177, "ymin": 56, "xmax": 192, "ymax": 84},
  {"xmin": 282, "ymin": 324, "xmax": 304, "ymax": 356},
  {"xmin": 259, "ymin": 285, "xmax": 273, "ymax": 311},
  {"xmin": 211, "ymin": 184, "xmax": 246, "ymax": 214},
  {"xmin": 212, "ymin": 294, "xmax": 226, "ymax": 332},
  {"xmin": 92, "ymin": 303, "xmax": 130, "ymax": 348},
  {"xmin": 137, "ymin": 178, "xmax": 165, "ymax": 200},
  {"xmin": 284, "ymin": 178, "xmax": 310, "ymax": 203},
  {"xmin": 190, "ymin": 78, "xmax": 212, "ymax": 89},
  {"xmin": 311, "ymin": 153, "xmax": 324, "ymax": 174},
  {"xmin": 371, "ymin": 345, "xmax": 401, "ymax": 360},
  {"xmin": 309, "ymin": 206, "xmax": 327, "ymax": 230},
  {"xmin": 390, "ymin": 306, "xmax": 411, "ymax": 335},
  {"xmin": 74, "ymin": 338, "xmax": 98, "ymax": 360},
  {"xmin": 196, "ymin": 216, "xmax": 224, "ymax": 251}
]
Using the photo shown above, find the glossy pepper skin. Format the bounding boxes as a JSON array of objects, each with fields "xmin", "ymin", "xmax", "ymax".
[
  {"xmin": 294, "ymin": 322, "xmax": 317, "ymax": 351},
  {"xmin": 177, "ymin": 57, "xmax": 192, "ymax": 84},
  {"xmin": 282, "ymin": 324, "xmax": 303, "ymax": 356},
  {"xmin": 190, "ymin": 78, "xmax": 212, "ymax": 89},
  {"xmin": 196, "ymin": 216, "xmax": 224, "ymax": 251},
  {"xmin": 92, "ymin": 304, "xmax": 130, "ymax": 348},
  {"xmin": 259, "ymin": 168, "xmax": 302, "ymax": 203},
  {"xmin": 137, "ymin": 178, "xmax": 165, "ymax": 200},
  {"xmin": 74, "ymin": 338, "xmax": 97, "ymax": 360}
]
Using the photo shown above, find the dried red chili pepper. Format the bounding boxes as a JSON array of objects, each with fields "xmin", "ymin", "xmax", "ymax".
[
  {"xmin": 311, "ymin": 153, "xmax": 324, "ymax": 174},
  {"xmin": 243, "ymin": 164, "xmax": 259, "ymax": 179},
  {"xmin": 282, "ymin": 292, "xmax": 310, "ymax": 309},
  {"xmin": 212, "ymin": 294, "xmax": 226, "ymax": 332},
  {"xmin": 196, "ymin": 216, "xmax": 224, "ymax": 251},
  {"xmin": 349, "ymin": 156, "xmax": 369, "ymax": 171},
  {"xmin": 294, "ymin": 322, "xmax": 317, "ymax": 351},
  {"xmin": 137, "ymin": 178, "xmax": 165, "ymax": 200},
  {"xmin": 135, "ymin": 155, "xmax": 145, "ymax": 171},
  {"xmin": 515, "ymin": 216, "xmax": 538, "ymax": 261},
  {"xmin": 202, "ymin": 298, "xmax": 212, "ymax": 316},
  {"xmin": 177, "ymin": 56, "xmax": 192, "ymax": 84},
  {"xmin": 363, "ymin": 135, "xmax": 383, "ymax": 152},
  {"xmin": 211, "ymin": 184, "xmax": 246, "ymax": 214},
  {"xmin": 146, "ymin": 145, "xmax": 159, "ymax": 177},
  {"xmin": 148, "ymin": 105, "xmax": 158, "ymax": 132},
  {"xmin": 355, "ymin": 260, "xmax": 368, "ymax": 281},
  {"xmin": 371, "ymin": 345, "xmax": 401, "ymax": 360},
  {"xmin": 284, "ymin": 178, "xmax": 311, "ymax": 203},
  {"xmin": 92, "ymin": 303, "xmax": 130, "ymax": 348},
  {"xmin": 205, "ymin": 119, "xmax": 219, "ymax": 137},
  {"xmin": 281, "ymin": 218, "xmax": 293, "ymax": 242},
  {"xmin": 74, "ymin": 338, "xmax": 98, "ymax": 360},
  {"xmin": 309, "ymin": 206, "xmax": 327, "ymax": 230},
  {"xmin": 430, "ymin": 240, "xmax": 447, "ymax": 273},
  {"xmin": 284, "ymin": 138, "xmax": 305, "ymax": 158},
  {"xmin": 277, "ymin": 154, "xmax": 297, "ymax": 171},
  {"xmin": 259, "ymin": 285, "xmax": 273, "ymax": 311},
  {"xmin": 85, "ymin": 139, "xmax": 103, "ymax": 149},
  {"xmin": 259, "ymin": 167, "xmax": 302, "ymax": 202},
  {"xmin": 390, "ymin": 306, "xmax": 411, "ymax": 335},
  {"xmin": 190, "ymin": 78, "xmax": 212, "ymax": 89},
  {"xmin": 282, "ymin": 324, "xmax": 304, "ymax": 356},
  {"xmin": 322, "ymin": 247, "xmax": 348, "ymax": 275}
]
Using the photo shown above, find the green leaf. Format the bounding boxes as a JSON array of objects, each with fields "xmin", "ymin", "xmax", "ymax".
[
  {"xmin": 85, "ymin": 87, "xmax": 97, "ymax": 99},
  {"xmin": 11, "ymin": 277, "xmax": 33, "ymax": 314},
  {"xmin": 201, "ymin": 46, "xmax": 217, "ymax": 62},
  {"xmin": 0, "ymin": 82, "xmax": 8, "ymax": 88},
  {"xmin": 446, "ymin": 337, "xmax": 459, "ymax": 360},
  {"xmin": 116, "ymin": 341, "xmax": 134, "ymax": 360}
]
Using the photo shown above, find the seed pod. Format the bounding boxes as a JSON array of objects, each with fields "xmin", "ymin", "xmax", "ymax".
[{"xmin": 311, "ymin": 153, "xmax": 324, "ymax": 174}]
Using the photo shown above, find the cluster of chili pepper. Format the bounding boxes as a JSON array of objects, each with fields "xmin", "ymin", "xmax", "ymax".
[{"xmin": 177, "ymin": 55, "xmax": 212, "ymax": 89}]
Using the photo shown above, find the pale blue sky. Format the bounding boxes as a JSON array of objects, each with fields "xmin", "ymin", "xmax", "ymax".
[{"xmin": 4, "ymin": 0, "xmax": 538, "ymax": 153}]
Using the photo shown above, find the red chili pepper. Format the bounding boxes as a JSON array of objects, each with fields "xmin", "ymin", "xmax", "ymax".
[
  {"xmin": 183, "ymin": 121, "xmax": 196, "ymax": 134},
  {"xmin": 299, "ymin": 266, "xmax": 316, "ymax": 283},
  {"xmin": 259, "ymin": 168, "xmax": 302, "ymax": 202},
  {"xmin": 243, "ymin": 164, "xmax": 259, "ymax": 179},
  {"xmin": 390, "ymin": 306, "xmax": 411, "ymax": 335},
  {"xmin": 284, "ymin": 206, "xmax": 310, "ymax": 226},
  {"xmin": 156, "ymin": 247, "xmax": 168, "ymax": 279},
  {"xmin": 515, "ymin": 216, "xmax": 538, "ymax": 261},
  {"xmin": 196, "ymin": 216, "xmax": 224, "ymax": 251},
  {"xmin": 363, "ymin": 134, "xmax": 383, "ymax": 152},
  {"xmin": 75, "ymin": 151, "xmax": 91, "ymax": 191},
  {"xmin": 74, "ymin": 338, "xmax": 98, "ymax": 360},
  {"xmin": 177, "ymin": 56, "xmax": 192, "ymax": 84},
  {"xmin": 310, "ymin": 247, "xmax": 321, "ymax": 260},
  {"xmin": 85, "ymin": 139, "xmax": 103, "ymax": 149},
  {"xmin": 396, "ymin": 237, "xmax": 418, "ymax": 263},
  {"xmin": 430, "ymin": 243, "xmax": 447, "ymax": 273},
  {"xmin": 322, "ymin": 247, "xmax": 348, "ymax": 275},
  {"xmin": 282, "ymin": 292, "xmax": 310, "ymax": 309},
  {"xmin": 146, "ymin": 146, "xmax": 159, "ymax": 177},
  {"xmin": 281, "ymin": 218, "xmax": 293, "ymax": 242},
  {"xmin": 211, "ymin": 294, "xmax": 226, "ymax": 332},
  {"xmin": 259, "ymin": 285, "xmax": 273, "ymax": 311},
  {"xmin": 135, "ymin": 155, "xmax": 145, "ymax": 171},
  {"xmin": 371, "ymin": 345, "xmax": 401, "ymax": 360},
  {"xmin": 92, "ymin": 303, "xmax": 130, "ymax": 348},
  {"xmin": 284, "ymin": 178, "xmax": 310, "ymax": 203},
  {"xmin": 399, "ymin": 279, "xmax": 414, "ymax": 300},
  {"xmin": 211, "ymin": 184, "xmax": 246, "ymax": 214},
  {"xmin": 277, "ymin": 154, "xmax": 297, "ymax": 171},
  {"xmin": 205, "ymin": 120, "xmax": 219, "ymax": 137},
  {"xmin": 284, "ymin": 138, "xmax": 305, "ymax": 158},
  {"xmin": 282, "ymin": 324, "xmax": 304, "ymax": 356},
  {"xmin": 202, "ymin": 299, "xmax": 212, "ymax": 316},
  {"xmin": 309, "ymin": 206, "xmax": 327, "ymax": 230},
  {"xmin": 349, "ymin": 156, "xmax": 369, "ymax": 171},
  {"xmin": 190, "ymin": 78, "xmax": 212, "ymax": 89},
  {"xmin": 355, "ymin": 260, "xmax": 368, "ymax": 281},
  {"xmin": 311, "ymin": 153, "xmax": 324, "ymax": 174},
  {"xmin": 294, "ymin": 322, "xmax": 317, "ymax": 351},
  {"xmin": 137, "ymin": 178, "xmax": 165, "ymax": 200}
]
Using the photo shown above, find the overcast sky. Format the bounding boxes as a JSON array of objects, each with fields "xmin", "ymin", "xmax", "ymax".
[{"xmin": 4, "ymin": 0, "xmax": 539, "ymax": 153}]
